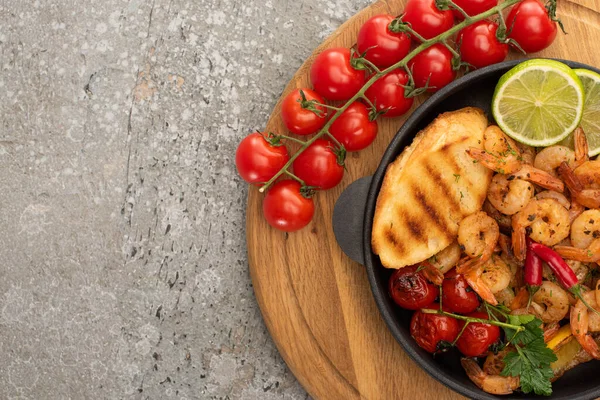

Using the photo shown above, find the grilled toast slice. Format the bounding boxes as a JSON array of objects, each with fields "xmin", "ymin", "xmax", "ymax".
[{"xmin": 372, "ymin": 107, "xmax": 492, "ymax": 269}]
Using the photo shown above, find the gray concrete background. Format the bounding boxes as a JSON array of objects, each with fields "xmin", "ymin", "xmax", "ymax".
[{"xmin": 0, "ymin": 0, "xmax": 370, "ymax": 398}]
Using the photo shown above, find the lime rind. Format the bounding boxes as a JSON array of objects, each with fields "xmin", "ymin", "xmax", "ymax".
[
  {"xmin": 574, "ymin": 68, "xmax": 600, "ymax": 156},
  {"xmin": 492, "ymin": 59, "xmax": 585, "ymax": 147}
]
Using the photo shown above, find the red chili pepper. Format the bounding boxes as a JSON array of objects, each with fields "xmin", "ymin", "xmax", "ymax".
[
  {"xmin": 525, "ymin": 238, "xmax": 543, "ymax": 307},
  {"xmin": 529, "ymin": 241, "xmax": 600, "ymax": 317}
]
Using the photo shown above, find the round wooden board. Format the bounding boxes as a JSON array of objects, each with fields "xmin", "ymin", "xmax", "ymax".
[{"xmin": 247, "ymin": 1, "xmax": 600, "ymax": 399}]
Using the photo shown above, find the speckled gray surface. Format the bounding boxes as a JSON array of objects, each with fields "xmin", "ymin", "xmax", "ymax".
[{"xmin": 0, "ymin": 0, "xmax": 370, "ymax": 398}]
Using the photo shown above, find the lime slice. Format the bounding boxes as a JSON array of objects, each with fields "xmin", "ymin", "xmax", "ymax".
[
  {"xmin": 574, "ymin": 69, "xmax": 600, "ymax": 156},
  {"xmin": 492, "ymin": 59, "xmax": 584, "ymax": 147}
]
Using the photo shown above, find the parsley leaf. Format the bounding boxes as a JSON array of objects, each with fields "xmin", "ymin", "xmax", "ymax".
[{"xmin": 501, "ymin": 318, "xmax": 557, "ymax": 396}]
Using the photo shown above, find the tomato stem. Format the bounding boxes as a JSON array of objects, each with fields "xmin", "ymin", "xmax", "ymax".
[
  {"xmin": 284, "ymin": 170, "xmax": 306, "ymax": 186},
  {"xmin": 421, "ymin": 308, "xmax": 526, "ymax": 332},
  {"xmin": 278, "ymin": 134, "xmax": 307, "ymax": 145},
  {"xmin": 448, "ymin": 1, "xmax": 471, "ymax": 19},
  {"xmin": 258, "ymin": 0, "xmax": 524, "ymax": 193}
]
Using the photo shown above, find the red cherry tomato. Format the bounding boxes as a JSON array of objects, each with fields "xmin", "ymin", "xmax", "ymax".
[
  {"xmin": 410, "ymin": 304, "xmax": 460, "ymax": 353},
  {"xmin": 357, "ymin": 14, "xmax": 411, "ymax": 69},
  {"xmin": 409, "ymin": 44, "xmax": 457, "ymax": 92},
  {"xmin": 292, "ymin": 139, "xmax": 344, "ymax": 190},
  {"xmin": 452, "ymin": 0, "xmax": 498, "ymax": 20},
  {"xmin": 441, "ymin": 274, "xmax": 480, "ymax": 314},
  {"xmin": 263, "ymin": 180, "xmax": 314, "ymax": 232},
  {"xmin": 456, "ymin": 311, "xmax": 500, "ymax": 357},
  {"xmin": 507, "ymin": 0, "xmax": 558, "ymax": 53},
  {"xmin": 458, "ymin": 21, "xmax": 509, "ymax": 69},
  {"xmin": 402, "ymin": 0, "xmax": 454, "ymax": 41},
  {"xmin": 310, "ymin": 48, "xmax": 367, "ymax": 101},
  {"xmin": 235, "ymin": 133, "xmax": 290, "ymax": 185},
  {"xmin": 330, "ymin": 102, "xmax": 378, "ymax": 152},
  {"xmin": 281, "ymin": 89, "xmax": 327, "ymax": 136},
  {"xmin": 365, "ymin": 69, "xmax": 414, "ymax": 118},
  {"xmin": 389, "ymin": 265, "xmax": 439, "ymax": 310}
]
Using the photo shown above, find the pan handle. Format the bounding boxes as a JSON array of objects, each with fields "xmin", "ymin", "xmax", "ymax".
[{"xmin": 332, "ymin": 176, "xmax": 372, "ymax": 266}]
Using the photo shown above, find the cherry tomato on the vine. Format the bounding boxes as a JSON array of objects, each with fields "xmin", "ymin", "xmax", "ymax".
[
  {"xmin": 389, "ymin": 265, "xmax": 439, "ymax": 310},
  {"xmin": 507, "ymin": 0, "xmax": 558, "ymax": 53},
  {"xmin": 410, "ymin": 304, "xmax": 460, "ymax": 353},
  {"xmin": 357, "ymin": 14, "xmax": 411, "ymax": 69},
  {"xmin": 281, "ymin": 89, "xmax": 327, "ymax": 136},
  {"xmin": 292, "ymin": 139, "xmax": 344, "ymax": 190},
  {"xmin": 455, "ymin": 311, "xmax": 500, "ymax": 357},
  {"xmin": 458, "ymin": 21, "xmax": 509, "ymax": 69},
  {"xmin": 263, "ymin": 180, "xmax": 314, "ymax": 232},
  {"xmin": 310, "ymin": 48, "xmax": 367, "ymax": 101},
  {"xmin": 452, "ymin": 0, "xmax": 498, "ymax": 20},
  {"xmin": 330, "ymin": 102, "xmax": 378, "ymax": 152},
  {"xmin": 402, "ymin": 0, "xmax": 454, "ymax": 41},
  {"xmin": 441, "ymin": 273, "xmax": 480, "ymax": 314},
  {"xmin": 235, "ymin": 133, "xmax": 290, "ymax": 185},
  {"xmin": 409, "ymin": 44, "xmax": 456, "ymax": 92},
  {"xmin": 365, "ymin": 69, "xmax": 414, "ymax": 118}
]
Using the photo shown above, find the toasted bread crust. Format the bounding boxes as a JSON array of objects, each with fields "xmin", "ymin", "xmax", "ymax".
[{"xmin": 372, "ymin": 107, "xmax": 492, "ymax": 269}]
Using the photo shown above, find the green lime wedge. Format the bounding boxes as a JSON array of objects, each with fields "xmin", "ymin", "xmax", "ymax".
[
  {"xmin": 492, "ymin": 59, "xmax": 585, "ymax": 147},
  {"xmin": 574, "ymin": 69, "xmax": 600, "ymax": 156}
]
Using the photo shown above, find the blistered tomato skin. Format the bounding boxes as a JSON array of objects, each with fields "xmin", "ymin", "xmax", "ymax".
[
  {"xmin": 456, "ymin": 311, "xmax": 501, "ymax": 357},
  {"xmin": 389, "ymin": 265, "xmax": 439, "ymax": 310},
  {"xmin": 410, "ymin": 304, "xmax": 460, "ymax": 353},
  {"xmin": 442, "ymin": 273, "xmax": 480, "ymax": 314},
  {"xmin": 357, "ymin": 14, "xmax": 411, "ymax": 69}
]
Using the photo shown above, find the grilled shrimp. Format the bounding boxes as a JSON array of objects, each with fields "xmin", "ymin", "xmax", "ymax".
[
  {"xmin": 480, "ymin": 255, "xmax": 512, "ymax": 294},
  {"xmin": 554, "ymin": 211, "xmax": 600, "ymax": 262},
  {"xmin": 535, "ymin": 190, "xmax": 571, "ymax": 210},
  {"xmin": 574, "ymin": 160, "xmax": 600, "ymax": 189},
  {"xmin": 558, "ymin": 161, "xmax": 600, "ymax": 209},
  {"xmin": 574, "ymin": 127, "xmax": 590, "ymax": 168},
  {"xmin": 430, "ymin": 241, "xmax": 462, "ymax": 274},
  {"xmin": 511, "ymin": 198, "xmax": 571, "ymax": 261},
  {"xmin": 457, "ymin": 212, "xmax": 500, "ymax": 270},
  {"xmin": 534, "ymin": 145, "xmax": 575, "ymax": 177},
  {"xmin": 461, "ymin": 358, "xmax": 520, "ymax": 395},
  {"xmin": 482, "ymin": 200, "xmax": 512, "ymax": 232},
  {"xmin": 571, "ymin": 289, "xmax": 600, "ymax": 359},
  {"xmin": 487, "ymin": 174, "xmax": 534, "ymax": 215},
  {"xmin": 530, "ymin": 281, "xmax": 570, "ymax": 324},
  {"xmin": 467, "ymin": 126, "xmax": 564, "ymax": 192}
]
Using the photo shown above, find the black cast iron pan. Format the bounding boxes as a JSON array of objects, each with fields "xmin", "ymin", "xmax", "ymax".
[{"xmin": 332, "ymin": 59, "xmax": 600, "ymax": 400}]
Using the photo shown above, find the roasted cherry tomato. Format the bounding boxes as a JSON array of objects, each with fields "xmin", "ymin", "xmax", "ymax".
[
  {"xmin": 452, "ymin": 0, "xmax": 498, "ymax": 20},
  {"xmin": 458, "ymin": 21, "xmax": 509, "ymax": 69},
  {"xmin": 357, "ymin": 14, "xmax": 411, "ymax": 68},
  {"xmin": 389, "ymin": 265, "xmax": 439, "ymax": 310},
  {"xmin": 409, "ymin": 44, "xmax": 456, "ymax": 92},
  {"xmin": 281, "ymin": 88, "xmax": 327, "ymax": 136},
  {"xmin": 442, "ymin": 273, "xmax": 480, "ymax": 314},
  {"xmin": 329, "ymin": 102, "xmax": 378, "ymax": 152},
  {"xmin": 456, "ymin": 311, "xmax": 500, "ymax": 357},
  {"xmin": 507, "ymin": 0, "xmax": 558, "ymax": 53},
  {"xmin": 411, "ymin": 304, "xmax": 460, "ymax": 353},
  {"xmin": 263, "ymin": 180, "xmax": 314, "ymax": 232},
  {"xmin": 236, "ymin": 133, "xmax": 290, "ymax": 185},
  {"xmin": 402, "ymin": 0, "xmax": 454, "ymax": 41},
  {"xmin": 292, "ymin": 139, "xmax": 344, "ymax": 190},
  {"xmin": 310, "ymin": 48, "xmax": 367, "ymax": 101},
  {"xmin": 365, "ymin": 69, "xmax": 414, "ymax": 118}
]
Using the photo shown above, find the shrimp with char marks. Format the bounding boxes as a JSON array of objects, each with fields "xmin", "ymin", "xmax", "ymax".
[
  {"xmin": 555, "ymin": 210, "xmax": 600, "ymax": 262},
  {"xmin": 530, "ymin": 281, "xmax": 570, "ymax": 324},
  {"xmin": 457, "ymin": 254, "xmax": 510, "ymax": 306},
  {"xmin": 467, "ymin": 126, "xmax": 564, "ymax": 192},
  {"xmin": 457, "ymin": 211, "xmax": 499, "ymax": 270},
  {"xmin": 487, "ymin": 174, "xmax": 534, "ymax": 216},
  {"xmin": 461, "ymin": 358, "xmax": 520, "ymax": 395},
  {"xmin": 558, "ymin": 161, "xmax": 600, "ymax": 209},
  {"xmin": 511, "ymin": 198, "xmax": 571, "ymax": 261},
  {"xmin": 429, "ymin": 241, "xmax": 461, "ymax": 274}
]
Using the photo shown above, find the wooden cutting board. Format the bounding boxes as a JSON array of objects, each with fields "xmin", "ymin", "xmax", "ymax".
[{"xmin": 246, "ymin": 1, "xmax": 600, "ymax": 398}]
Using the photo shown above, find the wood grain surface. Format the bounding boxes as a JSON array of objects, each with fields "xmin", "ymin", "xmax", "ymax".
[{"xmin": 246, "ymin": 1, "xmax": 600, "ymax": 399}]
